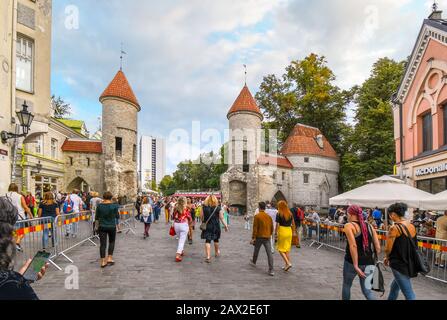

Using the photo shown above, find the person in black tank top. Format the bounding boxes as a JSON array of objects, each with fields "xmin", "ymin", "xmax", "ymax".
[
  {"xmin": 342, "ymin": 205, "xmax": 380, "ymax": 300},
  {"xmin": 385, "ymin": 203, "xmax": 417, "ymax": 300}
]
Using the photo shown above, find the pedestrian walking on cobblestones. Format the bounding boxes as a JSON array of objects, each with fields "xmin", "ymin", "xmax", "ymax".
[
  {"xmin": 342, "ymin": 205, "xmax": 380, "ymax": 300},
  {"xmin": 164, "ymin": 198, "xmax": 171, "ymax": 224},
  {"xmin": 187, "ymin": 198, "xmax": 195, "ymax": 245},
  {"xmin": 385, "ymin": 203, "xmax": 417, "ymax": 300},
  {"xmin": 173, "ymin": 197, "xmax": 192, "ymax": 262},
  {"xmin": 275, "ymin": 201, "xmax": 295, "ymax": 272},
  {"xmin": 141, "ymin": 197, "xmax": 153, "ymax": 239},
  {"xmin": 95, "ymin": 192, "xmax": 120, "ymax": 268},
  {"xmin": 251, "ymin": 202, "xmax": 274, "ymax": 276},
  {"xmin": 201, "ymin": 196, "xmax": 228, "ymax": 263}
]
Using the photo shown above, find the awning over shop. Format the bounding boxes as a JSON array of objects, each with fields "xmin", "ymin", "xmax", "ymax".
[
  {"xmin": 420, "ymin": 190, "xmax": 447, "ymax": 211},
  {"xmin": 330, "ymin": 175, "xmax": 435, "ymax": 209}
]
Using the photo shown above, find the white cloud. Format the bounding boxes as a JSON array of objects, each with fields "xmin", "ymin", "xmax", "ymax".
[{"xmin": 52, "ymin": 0, "xmax": 436, "ymax": 173}]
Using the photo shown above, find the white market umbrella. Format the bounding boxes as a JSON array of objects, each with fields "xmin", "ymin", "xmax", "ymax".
[
  {"xmin": 420, "ymin": 190, "xmax": 447, "ymax": 211},
  {"xmin": 330, "ymin": 175, "xmax": 435, "ymax": 209}
]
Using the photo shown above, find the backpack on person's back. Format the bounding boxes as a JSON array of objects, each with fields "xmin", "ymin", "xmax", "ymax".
[{"xmin": 63, "ymin": 197, "xmax": 74, "ymax": 214}]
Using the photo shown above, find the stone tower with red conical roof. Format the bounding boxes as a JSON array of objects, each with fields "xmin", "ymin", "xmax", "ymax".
[
  {"xmin": 221, "ymin": 85, "xmax": 264, "ymax": 215},
  {"xmin": 100, "ymin": 70, "xmax": 140, "ymax": 199}
]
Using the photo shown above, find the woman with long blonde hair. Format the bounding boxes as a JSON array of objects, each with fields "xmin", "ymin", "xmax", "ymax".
[
  {"xmin": 173, "ymin": 197, "xmax": 192, "ymax": 262},
  {"xmin": 201, "ymin": 195, "xmax": 228, "ymax": 263},
  {"xmin": 275, "ymin": 201, "xmax": 296, "ymax": 271}
]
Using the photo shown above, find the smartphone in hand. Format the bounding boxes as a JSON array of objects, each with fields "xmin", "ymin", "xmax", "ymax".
[{"xmin": 23, "ymin": 251, "xmax": 50, "ymax": 282}]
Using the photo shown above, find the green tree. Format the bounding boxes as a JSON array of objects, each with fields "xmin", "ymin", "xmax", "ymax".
[
  {"xmin": 169, "ymin": 146, "xmax": 229, "ymax": 192},
  {"xmin": 159, "ymin": 175, "xmax": 176, "ymax": 196},
  {"xmin": 255, "ymin": 53, "xmax": 352, "ymax": 153},
  {"xmin": 340, "ymin": 58, "xmax": 406, "ymax": 191},
  {"xmin": 51, "ymin": 95, "xmax": 71, "ymax": 119}
]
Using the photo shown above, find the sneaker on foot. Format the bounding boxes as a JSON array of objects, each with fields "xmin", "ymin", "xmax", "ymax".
[
  {"xmin": 16, "ymin": 244, "xmax": 23, "ymax": 252},
  {"xmin": 249, "ymin": 260, "xmax": 256, "ymax": 267},
  {"xmin": 268, "ymin": 271, "xmax": 275, "ymax": 276}
]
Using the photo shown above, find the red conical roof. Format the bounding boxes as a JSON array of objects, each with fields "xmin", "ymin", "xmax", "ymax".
[
  {"xmin": 227, "ymin": 85, "xmax": 262, "ymax": 119},
  {"xmin": 99, "ymin": 70, "xmax": 140, "ymax": 109}
]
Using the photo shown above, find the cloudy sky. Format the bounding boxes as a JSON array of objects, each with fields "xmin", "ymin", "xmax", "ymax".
[{"xmin": 51, "ymin": 0, "xmax": 443, "ymax": 174}]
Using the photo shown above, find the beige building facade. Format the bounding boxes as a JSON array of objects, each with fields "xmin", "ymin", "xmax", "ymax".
[{"xmin": 0, "ymin": 0, "xmax": 54, "ymax": 195}]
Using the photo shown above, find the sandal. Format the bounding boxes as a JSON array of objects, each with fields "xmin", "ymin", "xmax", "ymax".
[
  {"xmin": 284, "ymin": 264, "xmax": 293, "ymax": 272},
  {"xmin": 205, "ymin": 258, "xmax": 211, "ymax": 264},
  {"xmin": 215, "ymin": 250, "xmax": 221, "ymax": 258},
  {"xmin": 176, "ymin": 255, "xmax": 183, "ymax": 262}
]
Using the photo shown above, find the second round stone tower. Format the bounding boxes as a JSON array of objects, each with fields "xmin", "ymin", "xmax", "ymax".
[{"xmin": 99, "ymin": 70, "xmax": 140, "ymax": 200}]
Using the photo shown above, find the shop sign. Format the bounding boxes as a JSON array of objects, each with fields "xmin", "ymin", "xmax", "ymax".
[
  {"xmin": 0, "ymin": 149, "xmax": 8, "ymax": 162},
  {"xmin": 415, "ymin": 163, "xmax": 447, "ymax": 177}
]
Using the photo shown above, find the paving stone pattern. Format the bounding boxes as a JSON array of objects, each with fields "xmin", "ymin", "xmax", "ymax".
[{"xmin": 33, "ymin": 217, "xmax": 447, "ymax": 300}]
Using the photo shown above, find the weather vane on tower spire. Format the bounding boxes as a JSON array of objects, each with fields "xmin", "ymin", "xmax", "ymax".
[
  {"xmin": 433, "ymin": 0, "xmax": 439, "ymax": 12},
  {"xmin": 243, "ymin": 64, "xmax": 247, "ymax": 86},
  {"xmin": 120, "ymin": 42, "xmax": 127, "ymax": 71}
]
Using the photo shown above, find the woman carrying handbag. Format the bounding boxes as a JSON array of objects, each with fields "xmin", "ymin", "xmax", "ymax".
[
  {"xmin": 172, "ymin": 197, "xmax": 192, "ymax": 262},
  {"xmin": 201, "ymin": 196, "xmax": 228, "ymax": 263},
  {"xmin": 141, "ymin": 197, "xmax": 153, "ymax": 239},
  {"xmin": 385, "ymin": 203, "xmax": 420, "ymax": 300}
]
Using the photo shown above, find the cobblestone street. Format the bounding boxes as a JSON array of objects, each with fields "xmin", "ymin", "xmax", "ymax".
[{"xmin": 34, "ymin": 217, "xmax": 447, "ymax": 300}]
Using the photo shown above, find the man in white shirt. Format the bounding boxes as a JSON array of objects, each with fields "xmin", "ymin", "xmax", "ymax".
[
  {"xmin": 68, "ymin": 189, "xmax": 84, "ymax": 237},
  {"xmin": 265, "ymin": 203, "xmax": 278, "ymax": 254},
  {"xmin": 308, "ymin": 209, "xmax": 320, "ymax": 240}
]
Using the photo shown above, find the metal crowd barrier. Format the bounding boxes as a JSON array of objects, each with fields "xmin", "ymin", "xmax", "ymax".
[
  {"xmin": 13, "ymin": 217, "xmax": 59, "ymax": 271},
  {"xmin": 12, "ymin": 205, "xmax": 138, "ymax": 273},
  {"xmin": 318, "ymin": 221, "xmax": 347, "ymax": 252},
  {"xmin": 52, "ymin": 211, "xmax": 97, "ymax": 268},
  {"xmin": 302, "ymin": 220, "xmax": 323, "ymax": 249},
  {"xmin": 118, "ymin": 205, "xmax": 137, "ymax": 235},
  {"xmin": 303, "ymin": 219, "xmax": 447, "ymax": 284}
]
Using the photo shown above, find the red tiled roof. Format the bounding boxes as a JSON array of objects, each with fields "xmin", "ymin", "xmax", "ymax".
[
  {"xmin": 258, "ymin": 155, "xmax": 293, "ymax": 169},
  {"xmin": 99, "ymin": 70, "xmax": 140, "ymax": 109},
  {"xmin": 227, "ymin": 85, "xmax": 262, "ymax": 118},
  {"xmin": 61, "ymin": 140, "xmax": 103, "ymax": 154},
  {"xmin": 280, "ymin": 124, "xmax": 338, "ymax": 159}
]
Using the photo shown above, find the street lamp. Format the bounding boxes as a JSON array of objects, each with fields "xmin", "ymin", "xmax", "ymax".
[
  {"xmin": 31, "ymin": 161, "xmax": 43, "ymax": 177},
  {"xmin": 1, "ymin": 101, "xmax": 35, "ymax": 143}
]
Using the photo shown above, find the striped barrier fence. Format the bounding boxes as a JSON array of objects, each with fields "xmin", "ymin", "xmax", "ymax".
[
  {"xmin": 304, "ymin": 219, "xmax": 447, "ymax": 284},
  {"xmin": 118, "ymin": 205, "xmax": 137, "ymax": 235},
  {"xmin": 52, "ymin": 211, "xmax": 97, "ymax": 267},
  {"xmin": 13, "ymin": 217, "xmax": 60, "ymax": 271}
]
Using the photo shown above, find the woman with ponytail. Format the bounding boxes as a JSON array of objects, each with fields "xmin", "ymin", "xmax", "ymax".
[{"xmin": 342, "ymin": 205, "xmax": 380, "ymax": 300}]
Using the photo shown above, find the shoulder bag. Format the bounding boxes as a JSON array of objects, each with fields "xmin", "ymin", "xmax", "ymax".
[
  {"xmin": 398, "ymin": 223, "xmax": 431, "ymax": 276},
  {"xmin": 200, "ymin": 206, "xmax": 218, "ymax": 232}
]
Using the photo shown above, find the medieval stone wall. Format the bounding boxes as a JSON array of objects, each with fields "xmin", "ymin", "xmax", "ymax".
[
  {"xmin": 228, "ymin": 111, "xmax": 262, "ymax": 166},
  {"xmin": 287, "ymin": 155, "xmax": 339, "ymax": 208},
  {"xmin": 101, "ymin": 98, "xmax": 138, "ymax": 199},
  {"xmin": 63, "ymin": 152, "xmax": 103, "ymax": 193}
]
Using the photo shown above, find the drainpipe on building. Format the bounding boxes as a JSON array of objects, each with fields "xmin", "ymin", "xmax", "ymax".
[
  {"xmin": 9, "ymin": 0, "xmax": 18, "ymax": 183},
  {"xmin": 399, "ymin": 101, "xmax": 405, "ymax": 180}
]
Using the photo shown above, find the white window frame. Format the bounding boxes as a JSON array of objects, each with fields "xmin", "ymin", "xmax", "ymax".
[
  {"xmin": 16, "ymin": 34, "xmax": 34, "ymax": 93},
  {"xmin": 51, "ymin": 138, "xmax": 58, "ymax": 159},
  {"xmin": 36, "ymin": 135, "xmax": 44, "ymax": 155}
]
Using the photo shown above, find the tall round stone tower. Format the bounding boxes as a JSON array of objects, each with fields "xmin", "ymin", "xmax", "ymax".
[
  {"xmin": 221, "ymin": 85, "xmax": 263, "ymax": 215},
  {"xmin": 227, "ymin": 85, "xmax": 263, "ymax": 168},
  {"xmin": 99, "ymin": 70, "xmax": 140, "ymax": 200}
]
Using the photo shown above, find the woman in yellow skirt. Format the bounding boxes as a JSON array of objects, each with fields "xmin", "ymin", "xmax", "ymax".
[{"xmin": 275, "ymin": 201, "xmax": 296, "ymax": 271}]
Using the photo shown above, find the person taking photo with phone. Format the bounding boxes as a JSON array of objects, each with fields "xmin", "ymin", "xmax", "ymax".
[{"xmin": 0, "ymin": 196, "xmax": 48, "ymax": 300}]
